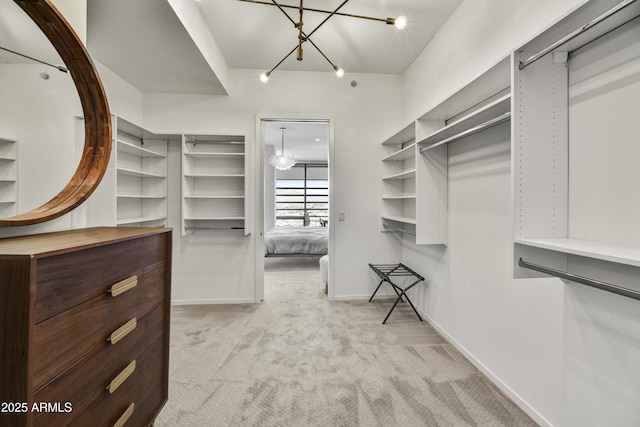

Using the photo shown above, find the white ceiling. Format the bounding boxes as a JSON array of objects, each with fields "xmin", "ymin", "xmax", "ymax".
[
  {"xmin": 87, "ymin": 0, "xmax": 226, "ymax": 94},
  {"xmin": 4, "ymin": 0, "xmax": 463, "ymax": 92},
  {"xmin": 84, "ymin": 0, "xmax": 462, "ymax": 94},
  {"xmin": 198, "ymin": 0, "xmax": 462, "ymax": 75},
  {"xmin": 3, "ymin": 0, "xmax": 462, "ymax": 160},
  {"xmin": 264, "ymin": 120, "xmax": 329, "ymax": 162}
]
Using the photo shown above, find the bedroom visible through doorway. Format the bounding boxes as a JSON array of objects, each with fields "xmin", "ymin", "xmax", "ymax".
[{"xmin": 260, "ymin": 119, "xmax": 331, "ymax": 300}]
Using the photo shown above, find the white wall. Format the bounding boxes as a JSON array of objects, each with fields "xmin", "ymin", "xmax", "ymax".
[
  {"xmin": 51, "ymin": 0, "xmax": 86, "ymax": 43},
  {"xmin": 562, "ymin": 17, "xmax": 640, "ymax": 426},
  {"xmin": 95, "ymin": 61, "xmax": 144, "ymax": 125},
  {"xmin": 0, "ymin": 64, "xmax": 79, "ymax": 215},
  {"xmin": 264, "ymin": 144, "xmax": 275, "ymax": 231},
  {"xmin": 403, "ymin": 0, "xmax": 588, "ymax": 121},
  {"xmin": 399, "ymin": 1, "xmax": 639, "ymax": 426},
  {"xmin": 143, "ymin": 69, "xmax": 404, "ymax": 303},
  {"xmin": 402, "ymin": 125, "xmax": 566, "ymax": 426}
]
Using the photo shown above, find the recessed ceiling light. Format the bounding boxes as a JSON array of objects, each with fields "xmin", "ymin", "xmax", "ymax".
[{"xmin": 315, "ymin": 138, "xmax": 320, "ymax": 142}]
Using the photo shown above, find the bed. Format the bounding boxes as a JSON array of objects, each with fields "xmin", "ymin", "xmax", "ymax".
[{"xmin": 264, "ymin": 226, "xmax": 328, "ymax": 256}]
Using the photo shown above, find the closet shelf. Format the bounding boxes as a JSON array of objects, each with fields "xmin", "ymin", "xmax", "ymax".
[
  {"xmin": 184, "ymin": 152, "xmax": 244, "ymax": 159},
  {"xmin": 184, "ymin": 195, "xmax": 245, "ymax": 199},
  {"xmin": 117, "ymin": 167, "xmax": 165, "ymax": 178},
  {"xmin": 117, "ymin": 194, "xmax": 166, "ymax": 199},
  {"xmin": 418, "ymin": 94, "xmax": 511, "ymax": 150},
  {"xmin": 117, "ymin": 215, "xmax": 167, "ymax": 225},
  {"xmin": 0, "ymin": 156, "xmax": 15, "ymax": 161},
  {"xmin": 518, "ymin": 0, "xmax": 640, "ymax": 70},
  {"xmin": 382, "ymin": 195, "xmax": 416, "ymax": 200},
  {"xmin": 117, "ymin": 140, "xmax": 165, "ymax": 158},
  {"xmin": 185, "ymin": 216, "xmax": 246, "ymax": 221},
  {"xmin": 516, "ymin": 237, "xmax": 640, "ymax": 268},
  {"xmin": 184, "ymin": 173, "xmax": 245, "ymax": 178},
  {"xmin": 0, "ymin": 199, "xmax": 16, "ymax": 204},
  {"xmin": 382, "ymin": 215, "xmax": 417, "ymax": 225},
  {"xmin": 382, "ymin": 169, "xmax": 416, "ymax": 181},
  {"xmin": 0, "ymin": 178, "xmax": 16, "ymax": 182},
  {"xmin": 382, "ymin": 142, "xmax": 416, "ymax": 161},
  {"xmin": 382, "ymin": 223, "xmax": 417, "ymax": 236},
  {"xmin": 185, "ymin": 140, "xmax": 244, "ymax": 145}
]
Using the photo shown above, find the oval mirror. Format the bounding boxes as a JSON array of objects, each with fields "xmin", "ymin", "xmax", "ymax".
[{"xmin": 0, "ymin": 0, "xmax": 110, "ymax": 227}]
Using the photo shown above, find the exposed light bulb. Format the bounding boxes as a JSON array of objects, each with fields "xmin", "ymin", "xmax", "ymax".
[
  {"xmin": 334, "ymin": 66, "xmax": 344, "ymax": 78},
  {"xmin": 394, "ymin": 15, "xmax": 407, "ymax": 30},
  {"xmin": 260, "ymin": 71, "xmax": 271, "ymax": 83}
]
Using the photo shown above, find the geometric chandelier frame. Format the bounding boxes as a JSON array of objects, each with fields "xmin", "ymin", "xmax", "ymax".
[{"xmin": 237, "ymin": 0, "xmax": 407, "ymax": 82}]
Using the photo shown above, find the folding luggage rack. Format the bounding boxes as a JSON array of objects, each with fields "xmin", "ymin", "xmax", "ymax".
[{"xmin": 368, "ymin": 263, "xmax": 425, "ymax": 324}]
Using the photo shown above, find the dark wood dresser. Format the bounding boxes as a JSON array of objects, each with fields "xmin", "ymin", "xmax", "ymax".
[{"xmin": 0, "ymin": 227, "xmax": 172, "ymax": 427}]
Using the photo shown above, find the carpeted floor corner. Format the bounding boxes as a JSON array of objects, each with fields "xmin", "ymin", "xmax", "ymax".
[{"xmin": 155, "ymin": 259, "xmax": 538, "ymax": 426}]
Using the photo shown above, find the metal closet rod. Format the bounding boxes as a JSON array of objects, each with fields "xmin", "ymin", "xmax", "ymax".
[
  {"xmin": 519, "ymin": 0, "xmax": 638, "ymax": 70},
  {"xmin": 518, "ymin": 258, "xmax": 640, "ymax": 301},
  {"xmin": 445, "ymin": 87, "xmax": 510, "ymax": 126},
  {"xmin": 420, "ymin": 112, "xmax": 511, "ymax": 153}
]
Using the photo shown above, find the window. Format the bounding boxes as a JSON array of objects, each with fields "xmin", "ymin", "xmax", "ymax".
[{"xmin": 276, "ymin": 163, "xmax": 328, "ymax": 227}]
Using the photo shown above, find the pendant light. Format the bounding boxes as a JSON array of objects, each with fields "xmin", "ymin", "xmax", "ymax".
[{"xmin": 269, "ymin": 127, "xmax": 296, "ymax": 170}]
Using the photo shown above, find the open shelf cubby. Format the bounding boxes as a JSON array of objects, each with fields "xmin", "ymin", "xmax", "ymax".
[
  {"xmin": 181, "ymin": 135, "xmax": 249, "ymax": 235},
  {"xmin": 82, "ymin": 115, "xmax": 169, "ymax": 228},
  {"xmin": 0, "ymin": 137, "xmax": 17, "ymax": 218}
]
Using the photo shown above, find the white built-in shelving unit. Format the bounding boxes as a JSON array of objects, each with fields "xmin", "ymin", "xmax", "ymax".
[
  {"xmin": 380, "ymin": 56, "xmax": 511, "ymax": 245},
  {"xmin": 0, "ymin": 137, "xmax": 17, "ymax": 218},
  {"xmin": 512, "ymin": 0, "xmax": 640, "ymax": 299},
  {"xmin": 84, "ymin": 116, "xmax": 169, "ymax": 227},
  {"xmin": 381, "ymin": 123, "xmax": 417, "ymax": 236},
  {"xmin": 414, "ymin": 61, "xmax": 510, "ymax": 246},
  {"xmin": 115, "ymin": 118, "xmax": 168, "ymax": 226},
  {"xmin": 181, "ymin": 135, "xmax": 249, "ymax": 235}
]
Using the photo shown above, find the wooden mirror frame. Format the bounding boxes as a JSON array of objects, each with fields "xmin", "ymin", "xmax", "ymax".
[{"xmin": 0, "ymin": 0, "xmax": 111, "ymax": 226}]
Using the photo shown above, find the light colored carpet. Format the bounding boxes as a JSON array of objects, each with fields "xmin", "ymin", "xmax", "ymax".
[{"xmin": 155, "ymin": 260, "xmax": 538, "ymax": 426}]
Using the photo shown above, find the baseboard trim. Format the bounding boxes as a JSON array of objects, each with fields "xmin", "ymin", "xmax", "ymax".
[
  {"xmin": 332, "ymin": 293, "xmax": 397, "ymax": 301},
  {"xmin": 418, "ymin": 309, "xmax": 553, "ymax": 427},
  {"xmin": 171, "ymin": 298, "xmax": 256, "ymax": 306}
]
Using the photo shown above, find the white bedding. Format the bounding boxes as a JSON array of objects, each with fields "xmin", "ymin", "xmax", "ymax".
[{"xmin": 265, "ymin": 226, "xmax": 328, "ymax": 256}]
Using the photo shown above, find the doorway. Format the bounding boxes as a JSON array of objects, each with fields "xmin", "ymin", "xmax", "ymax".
[{"xmin": 255, "ymin": 117, "xmax": 334, "ymax": 302}]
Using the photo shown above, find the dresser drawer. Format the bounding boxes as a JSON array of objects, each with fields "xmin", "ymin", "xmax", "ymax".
[
  {"xmin": 32, "ymin": 266, "xmax": 167, "ymax": 390},
  {"xmin": 35, "ymin": 232, "xmax": 168, "ymax": 323},
  {"xmin": 68, "ymin": 335, "xmax": 166, "ymax": 427},
  {"xmin": 33, "ymin": 305, "xmax": 167, "ymax": 427}
]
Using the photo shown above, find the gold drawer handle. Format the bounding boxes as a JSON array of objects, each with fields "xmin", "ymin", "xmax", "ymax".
[
  {"xmin": 106, "ymin": 360, "xmax": 136, "ymax": 394},
  {"xmin": 108, "ymin": 276, "xmax": 138, "ymax": 297},
  {"xmin": 113, "ymin": 402, "xmax": 135, "ymax": 427},
  {"xmin": 107, "ymin": 318, "xmax": 137, "ymax": 345}
]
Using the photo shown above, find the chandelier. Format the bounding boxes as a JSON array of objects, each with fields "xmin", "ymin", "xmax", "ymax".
[
  {"xmin": 269, "ymin": 127, "xmax": 296, "ymax": 170},
  {"xmin": 236, "ymin": 0, "xmax": 407, "ymax": 82}
]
